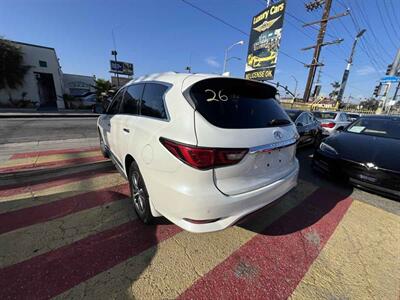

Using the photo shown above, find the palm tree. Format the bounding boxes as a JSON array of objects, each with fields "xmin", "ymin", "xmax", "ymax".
[{"xmin": 0, "ymin": 39, "xmax": 30, "ymax": 105}]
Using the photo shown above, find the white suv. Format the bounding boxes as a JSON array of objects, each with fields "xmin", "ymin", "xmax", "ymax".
[{"xmin": 97, "ymin": 72, "xmax": 299, "ymax": 233}]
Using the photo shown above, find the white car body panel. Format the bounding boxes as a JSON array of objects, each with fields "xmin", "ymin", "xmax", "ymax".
[{"xmin": 97, "ymin": 72, "xmax": 299, "ymax": 233}]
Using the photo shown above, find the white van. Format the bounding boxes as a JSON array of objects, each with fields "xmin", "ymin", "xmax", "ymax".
[{"xmin": 97, "ymin": 72, "xmax": 299, "ymax": 233}]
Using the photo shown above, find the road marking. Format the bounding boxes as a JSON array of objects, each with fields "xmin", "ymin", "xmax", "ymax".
[
  {"xmin": 178, "ymin": 189, "xmax": 352, "ymax": 299},
  {"xmin": 0, "ymin": 198, "xmax": 136, "ymax": 268},
  {"xmin": 0, "ymin": 155, "xmax": 106, "ymax": 173},
  {"xmin": 10, "ymin": 146, "xmax": 100, "ymax": 159},
  {"xmin": 291, "ymin": 199, "xmax": 400, "ymax": 300},
  {"xmin": 0, "ymin": 172, "xmax": 125, "ymax": 212},
  {"xmin": 0, "ymin": 220, "xmax": 182, "ymax": 299},
  {"xmin": 0, "ymin": 183, "xmax": 129, "ymax": 235},
  {"xmin": 56, "ymin": 179, "xmax": 319, "ymax": 299}
]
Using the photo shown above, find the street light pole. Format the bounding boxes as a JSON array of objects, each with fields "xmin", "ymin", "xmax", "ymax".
[
  {"xmin": 337, "ymin": 29, "xmax": 366, "ymax": 102},
  {"xmin": 222, "ymin": 40, "xmax": 244, "ymax": 74}
]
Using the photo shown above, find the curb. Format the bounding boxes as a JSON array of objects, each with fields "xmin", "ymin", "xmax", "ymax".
[{"xmin": 0, "ymin": 160, "xmax": 113, "ymax": 187}]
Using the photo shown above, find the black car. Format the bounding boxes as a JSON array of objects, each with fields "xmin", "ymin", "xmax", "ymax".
[
  {"xmin": 313, "ymin": 115, "xmax": 400, "ymax": 199},
  {"xmin": 286, "ymin": 109, "xmax": 323, "ymax": 147}
]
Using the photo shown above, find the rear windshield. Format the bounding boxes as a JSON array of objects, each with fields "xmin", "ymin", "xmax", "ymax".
[
  {"xmin": 313, "ymin": 112, "xmax": 337, "ymax": 119},
  {"xmin": 346, "ymin": 117, "xmax": 400, "ymax": 139},
  {"xmin": 188, "ymin": 78, "xmax": 291, "ymax": 129}
]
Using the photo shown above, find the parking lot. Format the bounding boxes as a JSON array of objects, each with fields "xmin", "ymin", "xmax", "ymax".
[{"xmin": 0, "ymin": 144, "xmax": 398, "ymax": 299}]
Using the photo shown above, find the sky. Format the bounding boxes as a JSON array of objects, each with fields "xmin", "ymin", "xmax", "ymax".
[{"xmin": 1, "ymin": 0, "xmax": 399, "ymax": 102}]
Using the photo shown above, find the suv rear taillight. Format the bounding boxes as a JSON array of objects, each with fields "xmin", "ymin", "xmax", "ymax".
[
  {"xmin": 160, "ymin": 138, "xmax": 248, "ymax": 170},
  {"xmin": 321, "ymin": 122, "xmax": 335, "ymax": 128}
]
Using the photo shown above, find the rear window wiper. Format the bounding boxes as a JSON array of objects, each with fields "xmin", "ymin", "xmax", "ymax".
[{"xmin": 267, "ymin": 119, "xmax": 291, "ymax": 126}]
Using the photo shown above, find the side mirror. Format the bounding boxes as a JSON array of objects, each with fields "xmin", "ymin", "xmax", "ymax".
[{"xmin": 296, "ymin": 122, "xmax": 304, "ymax": 127}]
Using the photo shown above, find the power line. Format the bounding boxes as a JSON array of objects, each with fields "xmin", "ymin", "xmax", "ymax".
[
  {"xmin": 179, "ymin": 0, "xmax": 308, "ymax": 66},
  {"xmin": 376, "ymin": 0, "xmax": 399, "ymax": 48},
  {"xmin": 383, "ymin": 0, "xmax": 400, "ymax": 42},
  {"xmin": 180, "ymin": 0, "xmax": 248, "ymax": 35}
]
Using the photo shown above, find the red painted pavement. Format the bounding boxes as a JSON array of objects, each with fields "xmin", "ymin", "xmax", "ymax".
[
  {"xmin": 10, "ymin": 147, "xmax": 99, "ymax": 160},
  {"xmin": 0, "ymin": 221, "xmax": 182, "ymax": 299},
  {"xmin": 0, "ymin": 183, "xmax": 129, "ymax": 235},
  {"xmin": 179, "ymin": 189, "xmax": 353, "ymax": 300},
  {"xmin": 0, "ymin": 168, "xmax": 115, "ymax": 197},
  {"xmin": 0, "ymin": 155, "xmax": 106, "ymax": 174}
]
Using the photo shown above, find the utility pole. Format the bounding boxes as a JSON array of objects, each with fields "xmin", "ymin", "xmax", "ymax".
[
  {"xmin": 313, "ymin": 59, "xmax": 323, "ymax": 97},
  {"xmin": 302, "ymin": 0, "xmax": 348, "ymax": 102},
  {"xmin": 337, "ymin": 29, "xmax": 366, "ymax": 102},
  {"xmin": 382, "ymin": 48, "xmax": 400, "ymax": 111}
]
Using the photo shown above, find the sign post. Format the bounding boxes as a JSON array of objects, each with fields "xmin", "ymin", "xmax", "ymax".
[{"xmin": 245, "ymin": 0, "xmax": 286, "ymax": 81}]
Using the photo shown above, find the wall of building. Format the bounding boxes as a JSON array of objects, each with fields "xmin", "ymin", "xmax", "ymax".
[{"xmin": 0, "ymin": 42, "xmax": 64, "ymax": 109}]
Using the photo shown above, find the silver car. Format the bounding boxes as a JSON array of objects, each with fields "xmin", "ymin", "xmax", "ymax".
[{"xmin": 312, "ymin": 111, "xmax": 351, "ymax": 136}]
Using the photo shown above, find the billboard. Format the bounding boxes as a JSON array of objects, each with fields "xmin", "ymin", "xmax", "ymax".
[
  {"xmin": 110, "ymin": 60, "xmax": 134, "ymax": 76},
  {"xmin": 245, "ymin": 0, "xmax": 286, "ymax": 81}
]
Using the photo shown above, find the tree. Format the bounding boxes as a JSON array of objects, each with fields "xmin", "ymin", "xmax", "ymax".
[
  {"xmin": 359, "ymin": 98, "xmax": 379, "ymax": 111},
  {"xmin": 93, "ymin": 79, "xmax": 112, "ymax": 99},
  {"xmin": 329, "ymin": 81, "xmax": 341, "ymax": 100},
  {"xmin": 0, "ymin": 39, "xmax": 30, "ymax": 104}
]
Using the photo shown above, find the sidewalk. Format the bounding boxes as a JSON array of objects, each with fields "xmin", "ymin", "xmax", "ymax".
[{"xmin": 0, "ymin": 108, "xmax": 99, "ymax": 118}]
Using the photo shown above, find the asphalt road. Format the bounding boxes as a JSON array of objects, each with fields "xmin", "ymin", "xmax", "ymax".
[{"xmin": 0, "ymin": 117, "xmax": 98, "ymax": 144}]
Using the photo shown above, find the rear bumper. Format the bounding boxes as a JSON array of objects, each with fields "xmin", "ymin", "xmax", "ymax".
[{"xmin": 150, "ymin": 161, "xmax": 299, "ymax": 233}]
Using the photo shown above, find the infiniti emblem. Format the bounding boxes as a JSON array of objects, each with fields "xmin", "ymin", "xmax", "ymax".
[{"xmin": 274, "ymin": 131, "xmax": 283, "ymax": 140}]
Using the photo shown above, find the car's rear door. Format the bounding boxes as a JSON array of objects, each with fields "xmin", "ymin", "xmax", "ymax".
[{"xmin": 187, "ymin": 77, "xmax": 298, "ymax": 195}]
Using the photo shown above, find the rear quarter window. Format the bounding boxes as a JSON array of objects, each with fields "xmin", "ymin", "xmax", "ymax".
[{"xmin": 187, "ymin": 78, "xmax": 290, "ymax": 129}]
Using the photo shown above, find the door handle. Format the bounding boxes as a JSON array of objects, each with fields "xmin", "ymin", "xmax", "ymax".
[{"xmin": 123, "ymin": 128, "xmax": 130, "ymax": 133}]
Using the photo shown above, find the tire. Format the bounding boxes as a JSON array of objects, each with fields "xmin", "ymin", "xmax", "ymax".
[
  {"xmin": 128, "ymin": 161, "xmax": 154, "ymax": 224},
  {"xmin": 99, "ymin": 132, "xmax": 109, "ymax": 158}
]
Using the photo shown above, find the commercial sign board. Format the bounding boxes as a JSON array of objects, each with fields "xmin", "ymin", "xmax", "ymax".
[
  {"xmin": 245, "ymin": 0, "xmax": 286, "ymax": 81},
  {"xmin": 110, "ymin": 60, "xmax": 134, "ymax": 76},
  {"xmin": 380, "ymin": 76, "xmax": 400, "ymax": 83}
]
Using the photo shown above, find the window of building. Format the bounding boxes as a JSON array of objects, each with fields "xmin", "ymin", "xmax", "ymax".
[
  {"xmin": 140, "ymin": 83, "xmax": 168, "ymax": 119},
  {"xmin": 121, "ymin": 84, "xmax": 144, "ymax": 115},
  {"xmin": 39, "ymin": 60, "xmax": 47, "ymax": 68}
]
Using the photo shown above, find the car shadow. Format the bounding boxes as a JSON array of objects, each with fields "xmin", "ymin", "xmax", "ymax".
[{"xmin": 238, "ymin": 146, "xmax": 354, "ymax": 235}]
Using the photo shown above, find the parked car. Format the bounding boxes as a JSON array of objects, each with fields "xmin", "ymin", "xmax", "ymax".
[
  {"xmin": 312, "ymin": 111, "xmax": 351, "ymax": 136},
  {"xmin": 313, "ymin": 115, "xmax": 400, "ymax": 199},
  {"xmin": 97, "ymin": 73, "xmax": 300, "ymax": 233},
  {"xmin": 286, "ymin": 109, "xmax": 323, "ymax": 147},
  {"xmin": 80, "ymin": 93, "xmax": 97, "ymax": 108},
  {"xmin": 346, "ymin": 112, "xmax": 361, "ymax": 122}
]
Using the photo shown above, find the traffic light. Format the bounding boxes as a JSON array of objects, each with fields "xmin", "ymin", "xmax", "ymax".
[
  {"xmin": 373, "ymin": 84, "xmax": 380, "ymax": 97},
  {"xmin": 386, "ymin": 64, "xmax": 393, "ymax": 75}
]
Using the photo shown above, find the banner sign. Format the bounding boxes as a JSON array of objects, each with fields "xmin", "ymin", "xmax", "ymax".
[
  {"xmin": 245, "ymin": 0, "xmax": 286, "ymax": 81},
  {"xmin": 380, "ymin": 76, "xmax": 400, "ymax": 83},
  {"xmin": 110, "ymin": 60, "xmax": 134, "ymax": 76}
]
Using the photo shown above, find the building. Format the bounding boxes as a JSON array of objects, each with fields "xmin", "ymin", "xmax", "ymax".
[
  {"xmin": 63, "ymin": 73, "xmax": 96, "ymax": 96},
  {"xmin": 0, "ymin": 40, "xmax": 97, "ymax": 110},
  {"xmin": 0, "ymin": 41, "xmax": 65, "ymax": 109}
]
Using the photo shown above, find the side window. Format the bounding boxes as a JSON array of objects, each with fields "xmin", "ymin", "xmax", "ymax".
[
  {"xmin": 296, "ymin": 113, "xmax": 307, "ymax": 126},
  {"xmin": 305, "ymin": 113, "xmax": 313, "ymax": 125},
  {"xmin": 340, "ymin": 113, "xmax": 348, "ymax": 121},
  {"xmin": 141, "ymin": 83, "xmax": 168, "ymax": 119},
  {"xmin": 107, "ymin": 89, "xmax": 124, "ymax": 114},
  {"xmin": 121, "ymin": 84, "xmax": 144, "ymax": 115}
]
